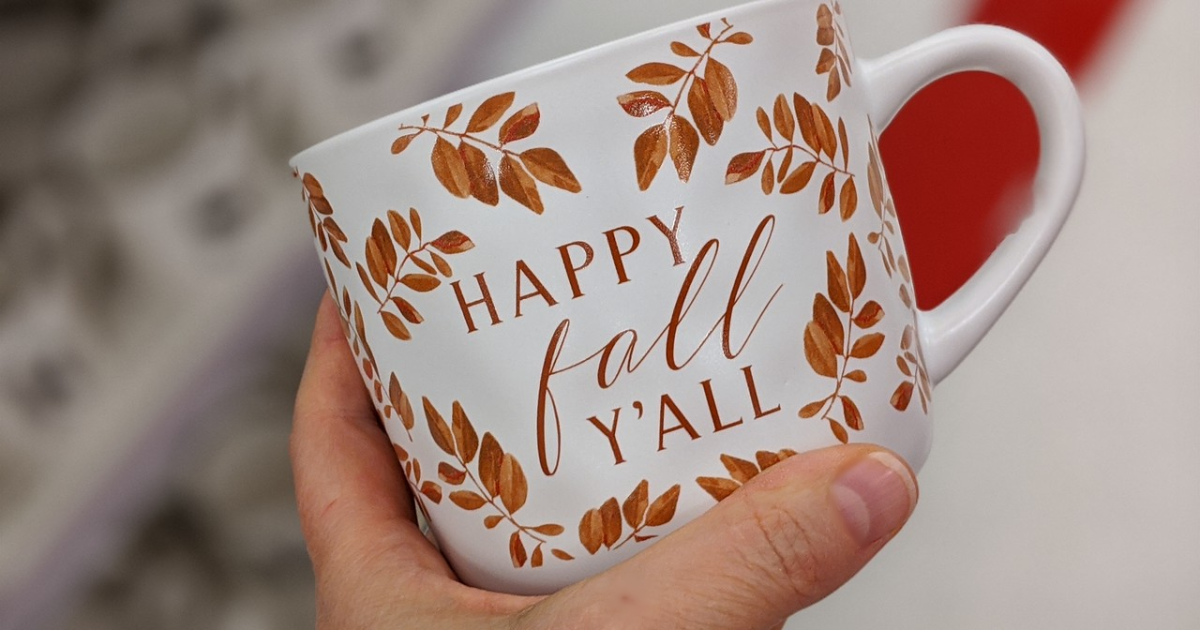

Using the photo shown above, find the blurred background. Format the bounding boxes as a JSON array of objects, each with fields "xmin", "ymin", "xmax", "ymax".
[{"xmin": 0, "ymin": 0, "xmax": 1195, "ymax": 628}]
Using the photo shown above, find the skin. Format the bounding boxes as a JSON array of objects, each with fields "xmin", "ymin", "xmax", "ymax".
[{"xmin": 291, "ymin": 294, "xmax": 916, "ymax": 629}]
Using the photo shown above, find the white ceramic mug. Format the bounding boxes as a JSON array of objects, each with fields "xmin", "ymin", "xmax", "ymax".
[{"xmin": 290, "ymin": 0, "xmax": 1083, "ymax": 594}]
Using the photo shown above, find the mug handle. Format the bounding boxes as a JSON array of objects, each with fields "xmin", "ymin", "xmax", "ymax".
[{"xmin": 860, "ymin": 25, "xmax": 1086, "ymax": 385}]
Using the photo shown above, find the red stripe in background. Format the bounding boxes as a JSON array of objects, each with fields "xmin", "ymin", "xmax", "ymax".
[{"xmin": 881, "ymin": 0, "xmax": 1134, "ymax": 308}]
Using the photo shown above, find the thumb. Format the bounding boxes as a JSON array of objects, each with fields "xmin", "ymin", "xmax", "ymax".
[{"xmin": 522, "ymin": 445, "xmax": 917, "ymax": 630}]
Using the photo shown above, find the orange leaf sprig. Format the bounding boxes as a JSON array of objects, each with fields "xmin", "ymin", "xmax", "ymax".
[
  {"xmin": 696, "ymin": 450, "xmax": 799, "ymax": 502},
  {"xmin": 725, "ymin": 93, "xmax": 858, "ymax": 219},
  {"xmin": 355, "ymin": 207, "xmax": 475, "ymax": 342},
  {"xmin": 577, "ymin": 481, "xmax": 681, "ymax": 555},
  {"xmin": 392, "ymin": 93, "xmax": 581, "ymax": 214},
  {"xmin": 892, "ymin": 325, "xmax": 932, "ymax": 413},
  {"xmin": 618, "ymin": 18, "xmax": 753, "ymax": 190},
  {"xmin": 864, "ymin": 132, "xmax": 914, "ymax": 310},
  {"xmin": 423, "ymin": 398, "xmax": 573, "ymax": 568},
  {"xmin": 298, "ymin": 171, "xmax": 351, "ymax": 267},
  {"xmin": 798, "ymin": 234, "xmax": 885, "ymax": 443},
  {"xmin": 387, "ymin": 376, "xmax": 440, "ymax": 520},
  {"xmin": 815, "ymin": 2, "xmax": 853, "ymax": 101}
]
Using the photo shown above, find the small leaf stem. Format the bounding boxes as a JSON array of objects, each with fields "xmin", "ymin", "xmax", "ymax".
[
  {"xmin": 375, "ymin": 242, "xmax": 433, "ymax": 314},
  {"xmin": 399, "ymin": 125, "xmax": 518, "ymax": 159},
  {"xmin": 453, "ymin": 451, "xmax": 549, "ymax": 546},
  {"xmin": 768, "ymin": 143, "xmax": 854, "ymax": 178},
  {"xmin": 667, "ymin": 22, "xmax": 737, "ymax": 117},
  {"xmin": 813, "ymin": 291, "xmax": 858, "ymax": 423}
]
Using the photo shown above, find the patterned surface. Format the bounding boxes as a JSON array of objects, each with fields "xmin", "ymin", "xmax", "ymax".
[{"xmin": 0, "ymin": 0, "xmax": 1195, "ymax": 628}]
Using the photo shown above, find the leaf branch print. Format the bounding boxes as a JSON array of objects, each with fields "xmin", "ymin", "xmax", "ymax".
[
  {"xmin": 726, "ymin": 93, "xmax": 859, "ymax": 220},
  {"xmin": 577, "ymin": 481, "xmax": 681, "ymax": 555},
  {"xmin": 860, "ymin": 127, "xmax": 933, "ymax": 414},
  {"xmin": 297, "ymin": 171, "xmax": 351, "ymax": 267},
  {"xmin": 619, "ymin": 18, "xmax": 753, "ymax": 190},
  {"xmin": 356, "ymin": 207, "xmax": 475, "ymax": 342},
  {"xmin": 423, "ymin": 398, "xmax": 573, "ymax": 568},
  {"xmin": 392, "ymin": 93, "xmax": 581, "ymax": 214},
  {"xmin": 798, "ymin": 234, "xmax": 884, "ymax": 443},
  {"xmin": 892, "ymin": 325, "xmax": 932, "ymax": 413},
  {"xmin": 815, "ymin": 2, "xmax": 853, "ymax": 101},
  {"xmin": 696, "ymin": 450, "xmax": 799, "ymax": 502}
]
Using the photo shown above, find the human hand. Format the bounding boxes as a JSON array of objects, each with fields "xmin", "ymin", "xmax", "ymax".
[{"xmin": 291, "ymin": 294, "xmax": 918, "ymax": 629}]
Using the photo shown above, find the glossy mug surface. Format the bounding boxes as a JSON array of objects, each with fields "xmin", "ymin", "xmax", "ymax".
[{"xmin": 291, "ymin": 0, "xmax": 1084, "ymax": 594}]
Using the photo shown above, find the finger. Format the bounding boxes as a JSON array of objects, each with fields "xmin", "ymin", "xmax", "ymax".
[
  {"xmin": 523, "ymin": 445, "xmax": 917, "ymax": 630},
  {"xmin": 291, "ymin": 293, "xmax": 453, "ymax": 579}
]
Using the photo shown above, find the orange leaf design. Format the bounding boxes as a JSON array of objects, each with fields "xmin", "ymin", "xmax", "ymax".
[
  {"xmin": 847, "ymin": 233, "xmax": 866, "ymax": 298},
  {"xmin": 623, "ymin": 480, "xmax": 650, "ymax": 529},
  {"xmin": 799, "ymin": 399, "xmax": 826, "ymax": 418},
  {"xmin": 478, "ymin": 433, "xmax": 503, "ymax": 498},
  {"xmin": 720, "ymin": 454, "xmax": 759, "ymax": 484},
  {"xmin": 804, "ymin": 321, "xmax": 839, "ymax": 378},
  {"xmin": 813, "ymin": 105, "xmax": 837, "ymax": 160},
  {"xmin": 839, "ymin": 177, "xmax": 858, "ymax": 221},
  {"xmin": 438, "ymin": 462, "xmax": 466, "ymax": 485},
  {"xmin": 725, "ymin": 150, "xmax": 766, "ymax": 185},
  {"xmin": 704, "ymin": 57, "xmax": 737, "ymax": 121},
  {"xmin": 387, "ymin": 209, "xmax": 411, "ymax": 251},
  {"xmin": 449, "ymin": 490, "xmax": 486, "ymax": 510},
  {"xmin": 423, "ymin": 397, "xmax": 456, "ymax": 456},
  {"xmin": 773, "ymin": 93, "xmax": 795, "ymax": 141},
  {"xmin": 459, "ymin": 141, "xmax": 500, "ymax": 206},
  {"xmin": 696, "ymin": 477, "xmax": 739, "ymax": 502},
  {"xmin": 813, "ymin": 293, "xmax": 846, "ymax": 354},
  {"xmin": 687, "ymin": 76, "xmax": 723, "ymax": 145},
  {"xmin": 484, "ymin": 515, "xmax": 503, "ymax": 529},
  {"xmin": 392, "ymin": 297, "xmax": 423, "ymax": 323},
  {"xmin": 381, "ymin": 312, "xmax": 411, "ymax": 340},
  {"xmin": 826, "ymin": 251, "xmax": 850, "ymax": 312},
  {"xmin": 634, "ymin": 124, "xmax": 668, "ymax": 191},
  {"xmin": 854, "ymin": 300, "xmax": 884, "ymax": 329},
  {"xmin": 509, "ymin": 532, "xmax": 528, "ymax": 568},
  {"xmin": 668, "ymin": 115, "xmax": 700, "ymax": 182},
  {"xmin": 420, "ymin": 481, "xmax": 443, "ymax": 504},
  {"xmin": 780, "ymin": 161, "xmax": 817, "ymax": 194},
  {"xmin": 391, "ymin": 132, "xmax": 420, "ymax": 155},
  {"xmin": 499, "ymin": 154, "xmax": 544, "ymax": 214},
  {"xmin": 431, "ymin": 136, "xmax": 471, "ymax": 198},
  {"xmin": 891, "ymin": 381, "xmax": 915, "ymax": 411},
  {"xmin": 451, "ymin": 401, "xmax": 478, "ymax": 462},
  {"xmin": 444, "ymin": 103, "xmax": 463, "ymax": 127},
  {"xmin": 371, "ymin": 219, "xmax": 397, "ymax": 275},
  {"xmin": 626, "ymin": 62, "xmax": 687, "ymax": 85},
  {"xmin": 819, "ymin": 172, "xmax": 837, "ymax": 214},
  {"xmin": 618, "ymin": 91, "xmax": 672, "ymax": 117},
  {"xmin": 532, "ymin": 524, "xmax": 565, "ymax": 536},
  {"xmin": 498, "ymin": 453, "xmax": 528, "ymax": 514},
  {"xmin": 551, "ymin": 549, "xmax": 574, "ymax": 561},
  {"xmin": 645, "ymin": 485, "xmax": 681, "ymax": 527},
  {"xmin": 842, "ymin": 397, "xmax": 864, "ymax": 431},
  {"xmin": 399, "ymin": 274, "xmax": 440, "ymax": 292},
  {"xmin": 579, "ymin": 509, "xmax": 603, "ymax": 555},
  {"xmin": 466, "ymin": 92, "xmax": 515, "ymax": 133},
  {"xmin": 499, "ymin": 103, "xmax": 540, "ymax": 145},
  {"xmin": 520, "ymin": 148, "xmax": 582, "ymax": 193},
  {"xmin": 599, "ymin": 498, "xmax": 622, "ymax": 548},
  {"xmin": 851, "ymin": 333, "xmax": 885, "ymax": 359},
  {"xmin": 430, "ymin": 231, "xmax": 475, "ymax": 255},
  {"xmin": 829, "ymin": 419, "xmax": 849, "ymax": 444},
  {"xmin": 756, "ymin": 106, "xmax": 772, "ymax": 139},
  {"xmin": 726, "ymin": 32, "xmax": 753, "ymax": 45},
  {"xmin": 671, "ymin": 41, "xmax": 701, "ymax": 57},
  {"xmin": 531, "ymin": 545, "xmax": 543, "ymax": 568}
]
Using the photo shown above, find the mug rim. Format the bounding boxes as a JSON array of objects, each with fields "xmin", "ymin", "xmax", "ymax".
[{"xmin": 289, "ymin": 0, "xmax": 795, "ymax": 165}]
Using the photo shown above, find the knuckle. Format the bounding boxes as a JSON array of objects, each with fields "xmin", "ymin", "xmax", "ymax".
[{"xmin": 738, "ymin": 494, "xmax": 830, "ymax": 602}]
